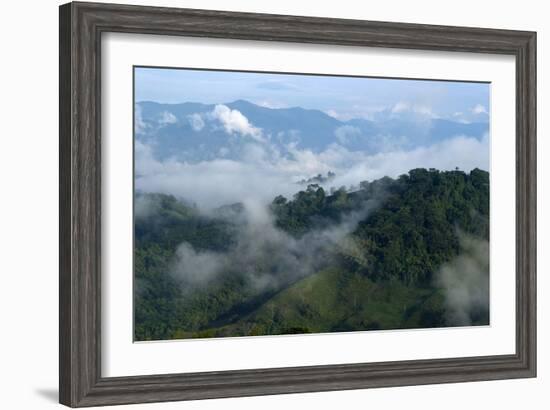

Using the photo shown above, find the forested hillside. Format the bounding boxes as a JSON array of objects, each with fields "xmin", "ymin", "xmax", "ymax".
[{"xmin": 135, "ymin": 168, "xmax": 490, "ymax": 341}]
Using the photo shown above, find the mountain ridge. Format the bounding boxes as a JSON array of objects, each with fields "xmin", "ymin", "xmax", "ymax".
[
  {"xmin": 135, "ymin": 100, "xmax": 489, "ymax": 162},
  {"xmin": 135, "ymin": 167, "xmax": 490, "ymax": 340}
]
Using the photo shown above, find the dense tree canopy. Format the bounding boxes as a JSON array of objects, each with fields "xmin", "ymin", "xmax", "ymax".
[{"xmin": 135, "ymin": 168, "xmax": 490, "ymax": 340}]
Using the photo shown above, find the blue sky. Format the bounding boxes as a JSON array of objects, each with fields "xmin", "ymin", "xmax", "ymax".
[
  {"xmin": 134, "ymin": 66, "xmax": 490, "ymax": 208},
  {"xmin": 135, "ymin": 66, "xmax": 490, "ymax": 122}
]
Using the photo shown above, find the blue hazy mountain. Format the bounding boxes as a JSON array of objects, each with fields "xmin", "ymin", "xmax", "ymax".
[{"xmin": 136, "ymin": 100, "xmax": 489, "ymax": 161}]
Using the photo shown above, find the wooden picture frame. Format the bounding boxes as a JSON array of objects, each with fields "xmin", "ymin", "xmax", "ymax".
[{"xmin": 59, "ymin": 1, "xmax": 536, "ymax": 407}]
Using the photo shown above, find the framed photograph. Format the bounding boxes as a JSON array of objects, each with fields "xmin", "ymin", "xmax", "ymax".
[{"xmin": 59, "ymin": 1, "xmax": 536, "ymax": 407}]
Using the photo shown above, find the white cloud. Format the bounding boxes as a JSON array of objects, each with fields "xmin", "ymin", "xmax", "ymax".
[
  {"xmin": 391, "ymin": 101, "xmax": 437, "ymax": 119},
  {"xmin": 391, "ymin": 101, "xmax": 411, "ymax": 113},
  {"xmin": 135, "ymin": 140, "xmax": 165, "ymax": 176},
  {"xmin": 168, "ymin": 196, "xmax": 375, "ymax": 291},
  {"xmin": 472, "ymin": 104, "xmax": 488, "ymax": 115},
  {"xmin": 134, "ymin": 194, "xmax": 160, "ymax": 219},
  {"xmin": 209, "ymin": 104, "xmax": 265, "ymax": 142},
  {"xmin": 414, "ymin": 105, "xmax": 436, "ymax": 117},
  {"xmin": 330, "ymin": 134, "xmax": 489, "ymax": 189},
  {"xmin": 135, "ymin": 133, "xmax": 489, "ymax": 210},
  {"xmin": 326, "ymin": 101, "xmax": 439, "ymax": 123},
  {"xmin": 436, "ymin": 234, "xmax": 489, "ymax": 325},
  {"xmin": 134, "ymin": 104, "xmax": 148, "ymax": 135},
  {"xmin": 171, "ymin": 243, "xmax": 227, "ymax": 285},
  {"xmin": 325, "ymin": 104, "xmax": 401, "ymax": 121},
  {"xmin": 256, "ymin": 100, "xmax": 287, "ymax": 109},
  {"xmin": 158, "ymin": 111, "xmax": 177, "ymax": 126},
  {"xmin": 451, "ymin": 107, "xmax": 491, "ymax": 124},
  {"xmin": 187, "ymin": 113, "xmax": 205, "ymax": 131},
  {"xmin": 324, "ymin": 109, "xmax": 341, "ymax": 119},
  {"xmin": 334, "ymin": 125, "xmax": 361, "ymax": 145},
  {"xmin": 136, "ymin": 147, "xmax": 295, "ymax": 209},
  {"xmin": 452, "ymin": 111, "xmax": 471, "ymax": 124}
]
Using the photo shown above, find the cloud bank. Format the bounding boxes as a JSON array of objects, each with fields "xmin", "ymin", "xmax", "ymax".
[
  {"xmin": 170, "ymin": 198, "xmax": 377, "ymax": 291},
  {"xmin": 187, "ymin": 113, "xmax": 205, "ymax": 131},
  {"xmin": 209, "ymin": 104, "xmax": 265, "ymax": 142},
  {"xmin": 435, "ymin": 234, "xmax": 490, "ymax": 326},
  {"xmin": 135, "ymin": 132, "xmax": 489, "ymax": 210}
]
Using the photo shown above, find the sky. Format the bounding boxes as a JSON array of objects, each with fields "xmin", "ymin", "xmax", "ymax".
[
  {"xmin": 134, "ymin": 66, "xmax": 490, "ymax": 209},
  {"xmin": 135, "ymin": 66, "xmax": 490, "ymax": 122}
]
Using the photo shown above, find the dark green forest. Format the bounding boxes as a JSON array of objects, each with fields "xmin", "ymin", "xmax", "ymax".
[{"xmin": 135, "ymin": 168, "xmax": 490, "ymax": 341}]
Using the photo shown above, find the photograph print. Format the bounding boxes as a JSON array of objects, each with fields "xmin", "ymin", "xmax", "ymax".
[{"xmin": 134, "ymin": 67, "xmax": 490, "ymax": 341}]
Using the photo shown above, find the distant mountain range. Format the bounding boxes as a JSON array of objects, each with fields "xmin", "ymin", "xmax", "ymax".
[{"xmin": 136, "ymin": 100, "xmax": 489, "ymax": 162}]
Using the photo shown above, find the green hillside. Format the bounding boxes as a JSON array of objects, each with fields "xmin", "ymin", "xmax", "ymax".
[
  {"xmin": 135, "ymin": 168, "xmax": 490, "ymax": 341},
  {"xmin": 178, "ymin": 268, "xmax": 446, "ymax": 339}
]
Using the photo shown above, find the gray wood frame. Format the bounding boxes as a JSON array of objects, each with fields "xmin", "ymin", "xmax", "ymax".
[{"xmin": 59, "ymin": 1, "xmax": 537, "ymax": 407}]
